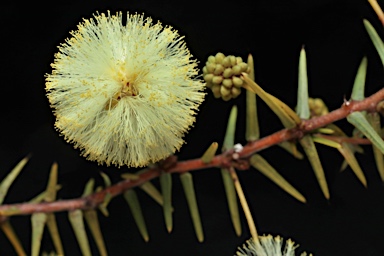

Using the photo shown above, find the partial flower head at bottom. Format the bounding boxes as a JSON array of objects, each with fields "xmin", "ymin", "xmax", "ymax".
[
  {"xmin": 45, "ymin": 11, "xmax": 205, "ymax": 168},
  {"xmin": 236, "ymin": 235, "xmax": 312, "ymax": 256}
]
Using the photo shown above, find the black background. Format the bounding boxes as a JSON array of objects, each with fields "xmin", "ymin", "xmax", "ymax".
[{"xmin": 1, "ymin": 0, "xmax": 384, "ymax": 255}]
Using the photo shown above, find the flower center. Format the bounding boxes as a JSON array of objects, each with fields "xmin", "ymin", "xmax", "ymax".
[{"xmin": 106, "ymin": 73, "xmax": 140, "ymax": 110}]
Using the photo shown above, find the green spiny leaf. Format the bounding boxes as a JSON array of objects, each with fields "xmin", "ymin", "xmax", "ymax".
[
  {"xmin": 250, "ymin": 154, "xmax": 306, "ymax": 203},
  {"xmin": 0, "ymin": 220, "xmax": 26, "ymax": 256},
  {"xmin": 278, "ymin": 141, "xmax": 304, "ymax": 159},
  {"xmin": 364, "ymin": 20, "xmax": 384, "ymax": 67},
  {"xmin": 31, "ymin": 213, "xmax": 48, "ymax": 256},
  {"xmin": 223, "ymin": 106, "xmax": 238, "ymax": 151},
  {"xmin": 300, "ymin": 135, "xmax": 330, "ymax": 199},
  {"xmin": 347, "ymin": 111, "xmax": 384, "ymax": 154},
  {"xmin": 297, "ymin": 47, "xmax": 310, "ymax": 119},
  {"xmin": 0, "ymin": 156, "xmax": 30, "ymax": 205},
  {"xmin": 337, "ymin": 143, "xmax": 367, "ymax": 187},
  {"xmin": 159, "ymin": 173, "xmax": 173, "ymax": 233},
  {"xmin": 123, "ymin": 190, "xmax": 149, "ymax": 242},
  {"xmin": 312, "ymin": 136, "xmax": 342, "ymax": 149},
  {"xmin": 201, "ymin": 142, "xmax": 218, "ymax": 163},
  {"xmin": 351, "ymin": 57, "xmax": 368, "ymax": 101},
  {"xmin": 82, "ymin": 179, "xmax": 95, "ymax": 197},
  {"xmin": 99, "ymin": 172, "xmax": 111, "ymax": 187},
  {"xmin": 220, "ymin": 168, "xmax": 241, "ymax": 236},
  {"xmin": 139, "ymin": 181, "xmax": 165, "ymax": 207},
  {"xmin": 245, "ymin": 54, "xmax": 259, "ymax": 141},
  {"xmin": 46, "ymin": 214, "xmax": 64, "ymax": 256},
  {"xmin": 84, "ymin": 210, "xmax": 108, "ymax": 256},
  {"xmin": 367, "ymin": 113, "xmax": 384, "ymax": 181},
  {"xmin": 180, "ymin": 173, "xmax": 204, "ymax": 242},
  {"xmin": 68, "ymin": 210, "xmax": 91, "ymax": 256},
  {"xmin": 221, "ymin": 105, "xmax": 242, "ymax": 236},
  {"xmin": 242, "ymin": 73, "xmax": 300, "ymax": 128}
]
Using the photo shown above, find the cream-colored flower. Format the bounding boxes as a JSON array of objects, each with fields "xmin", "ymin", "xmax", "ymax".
[
  {"xmin": 45, "ymin": 12, "xmax": 205, "ymax": 168},
  {"xmin": 236, "ymin": 235, "xmax": 312, "ymax": 256}
]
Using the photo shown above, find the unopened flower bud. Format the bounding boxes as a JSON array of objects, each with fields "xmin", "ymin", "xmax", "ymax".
[
  {"xmin": 220, "ymin": 86, "xmax": 231, "ymax": 97},
  {"xmin": 206, "ymin": 62, "xmax": 215, "ymax": 73},
  {"xmin": 215, "ymin": 52, "xmax": 225, "ymax": 64},
  {"xmin": 207, "ymin": 55, "xmax": 216, "ymax": 63},
  {"xmin": 222, "ymin": 78, "xmax": 233, "ymax": 88},
  {"xmin": 212, "ymin": 75, "xmax": 223, "ymax": 84},
  {"xmin": 213, "ymin": 64, "xmax": 224, "ymax": 75},
  {"xmin": 232, "ymin": 65, "xmax": 242, "ymax": 75},
  {"xmin": 223, "ymin": 68, "xmax": 233, "ymax": 78},
  {"xmin": 229, "ymin": 55, "xmax": 236, "ymax": 66},
  {"xmin": 232, "ymin": 76, "xmax": 243, "ymax": 87},
  {"xmin": 236, "ymin": 56, "xmax": 243, "ymax": 64}
]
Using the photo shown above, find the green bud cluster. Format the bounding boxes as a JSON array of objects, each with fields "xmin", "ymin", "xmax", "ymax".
[
  {"xmin": 308, "ymin": 98, "xmax": 329, "ymax": 117},
  {"xmin": 203, "ymin": 52, "xmax": 250, "ymax": 101}
]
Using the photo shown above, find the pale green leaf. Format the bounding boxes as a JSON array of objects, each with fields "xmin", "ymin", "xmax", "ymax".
[
  {"xmin": 84, "ymin": 210, "xmax": 108, "ymax": 256},
  {"xmin": 364, "ymin": 20, "xmax": 384, "ymax": 67},
  {"xmin": 201, "ymin": 142, "xmax": 218, "ymax": 163},
  {"xmin": 337, "ymin": 143, "xmax": 367, "ymax": 187},
  {"xmin": 351, "ymin": 57, "xmax": 368, "ymax": 101},
  {"xmin": 139, "ymin": 181, "xmax": 165, "ymax": 207},
  {"xmin": 300, "ymin": 135, "xmax": 330, "ymax": 199},
  {"xmin": 242, "ymin": 73, "xmax": 300, "ymax": 128},
  {"xmin": 180, "ymin": 173, "xmax": 204, "ymax": 242},
  {"xmin": 68, "ymin": 210, "xmax": 91, "ymax": 256},
  {"xmin": 220, "ymin": 168, "xmax": 241, "ymax": 236},
  {"xmin": 245, "ymin": 54, "xmax": 259, "ymax": 141},
  {"xmin": 347, "ymin": 111, "xmax": 384, "ymax": 154},
  {"xmin": 297, "ymin": 47, "xmax": 310, "ymax": 119},
  {"xmin": 223, "ymin": 106, "xmax": 238, "ymax": 151},
  {"xmin": 0, "ymin": 220, "xmax": 26, "ymax": 256},
  {"xmin": 0, "ymin": 156, "xmax": 30, "ymax": 205},
  {"xmin": 46, "ymin": 214, "xmax": 64, "ymax": 256},
  {"xmin": 367, "ymin": 113, "xmax": 384, "ymax": 181},
  {"xmin": 278, "ymin": 141, "xmax": 304, "ymax": 159},
  {"xmin": 250, "ymin": 154, "xmax": 306, "ymax": 203},
  {"xmin": 159, "ymin": 173, "xmax": 173, "ymax": 233},
  {"xmin": 123, "ymin": 190, "xmax": 149, "ymax": 242},
  {"xmin": 31, "ymin": 213, "xmax": 48, "ymax": 256},
  {"xmin": 312, "ymin": 136, "xmax": 342, "ymax": 149}
]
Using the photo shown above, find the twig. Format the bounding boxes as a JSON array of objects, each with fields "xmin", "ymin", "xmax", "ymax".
[{"xmin": 0, "ymin": 88, "xmax": 383, "ymax": 219}]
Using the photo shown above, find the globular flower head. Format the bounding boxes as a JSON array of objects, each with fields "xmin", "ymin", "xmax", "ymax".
[{"xmin": 45, "ymin": 11, "xmax": 205, "ymax": 168}]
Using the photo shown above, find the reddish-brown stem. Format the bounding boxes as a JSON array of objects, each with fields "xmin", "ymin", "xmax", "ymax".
[{"xmin": 0, "ymin": 88, "xmax": 383, "ymax": 219}]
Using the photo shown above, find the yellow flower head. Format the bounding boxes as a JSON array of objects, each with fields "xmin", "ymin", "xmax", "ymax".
[{"xmin": 45, "ymin": 12, "xmax": 205, "ymax": 168}]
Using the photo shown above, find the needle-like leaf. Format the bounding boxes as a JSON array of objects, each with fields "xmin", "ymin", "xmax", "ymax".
[
  {"xmin": 180, "ymin": 173, "xmax": 204, "ymax": 242},
  {"xmin": 245, "ymin": 54, "xmax": 259, "ymax": 141},
  {"xmin": 300, "ymin": 135, "xmax": 330, "ymax": 199},
  {"xmin": 242, "ymin": 73, "xmax": 300, "ymax": 128},
  {"xmin": 351, "ymin": 57, "xmax": 368, "ymax": 101},
  {"xmin": 123, "ymin": 190, "xmax": 149, "ymax": 242},
  {"xmin": 0, "ymin": 156, "xmax": 30, "ymax": 205},
  {"xmin": 201, "ymin": 142, "xmax": 218, "ymax": 163},
  {"xmin": 347, "ymin": 111, "xmax": 384, "ymax": 154},
  {"xmin": 367, "ymin": 113, "xmax": 384, "ymax": 181},
  {"xmin": 68, "ymin": 210, "xmax": 91, "ymax": 256},
  {"xmin": 31, "ymin": 213, "xmax": 48, "ymax": 256},
  {"xmin": 364, "ymin": 19, "xmax": 384, "ymax": 66},
  {"xmin": 0, "ymin": 220, "xmax": 26, "ymax": 256},
  {"xmin": 160, "ymin": 173, "xmax": 173, "ymax": 233},
  {"xmin": 221, "ymin": 105, "xmax": 242, "ymax": 236},
  {"xmin": 250, "ymin": 154, "xmax": 306, "ymax": 203},
  {"xmin": 297, "ymin": 47, "xmax": 310, "ymax": 119}
]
